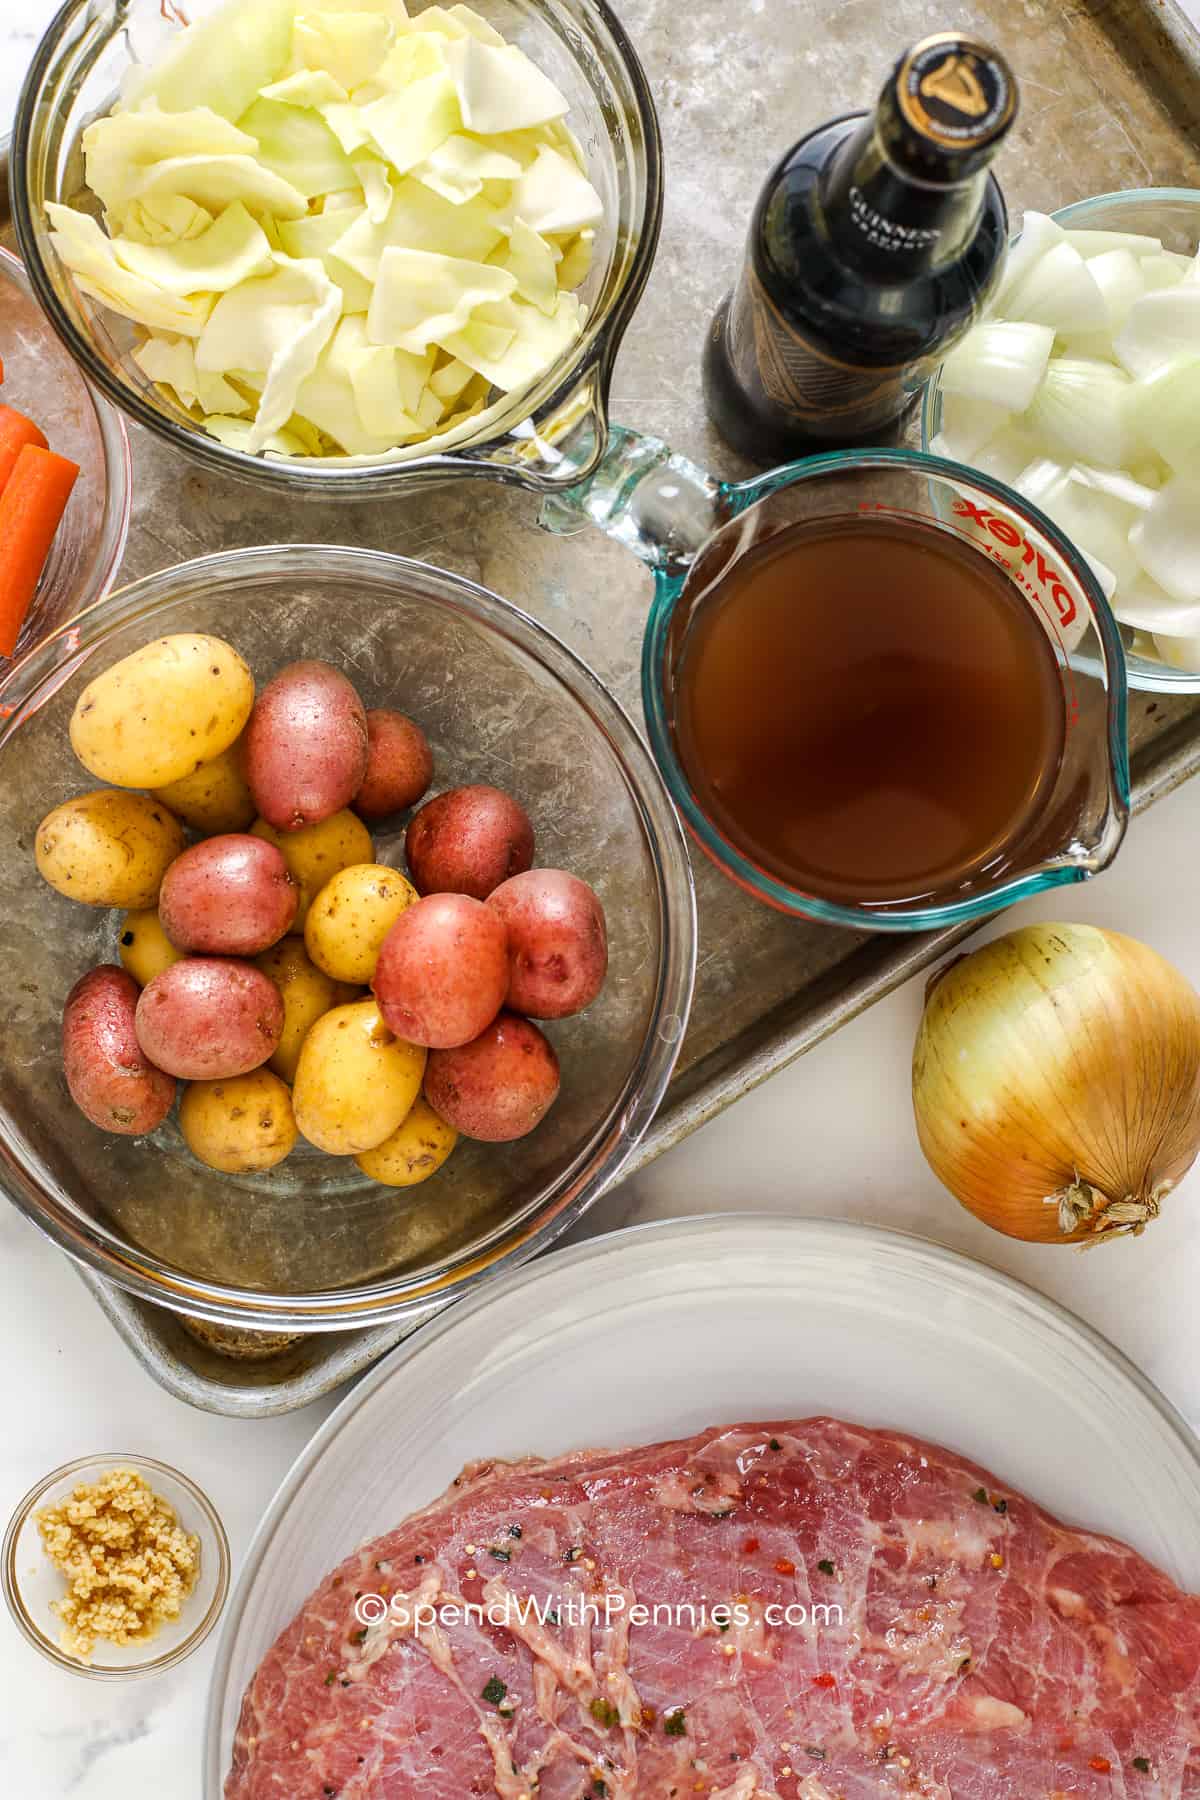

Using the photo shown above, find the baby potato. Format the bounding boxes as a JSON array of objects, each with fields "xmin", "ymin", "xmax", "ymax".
[
  {"xmin": 255, "ymin": 937, "xmax": 343, "ymax": 1084},
  {"xmin": 70, "ymin": 634, "xmax": 254, "ymax": 789},
  {"xmin": 135, "ymin": 958, "xmax": 284, "ymax": 1080},
  {"xmin": 487, "ymin": 869, "xmax": 609, "ymax": 1019},
  {"xmin": 158, "ymin": 833, "xmax": 298, "ymax": 955},
  {"xmin": 180, "ymin": 1069, "xmax": 298, "ymax": 1173},
  {"xmin": 36, "ymin": 790, "xmax": 186, "ymax": 909},
  {"xmin": 292, "ymin": 999, "xmax": 426, "ymax": 1155},
  {"xmin": 118, "ymin": 909, "xmax": 186, "ymax": 987},
  {"xmin": 406, "ymin": 784, "xmax": 534, "ymax": 900},
  {"xmin": 371, "ymin": 891, "xmax": 508, "ymax": 1048},
  {"xmin": 355, "ymin": 709, "xmax": 433, "ymax": 820},
  {"xmin": 244, "ymin": 660, "xmax": 368, "ymax": 831},
  {"xmin": 251, "ymin": 810, "xmax": 373, "ymax": 930},
  {"xmin": 63, "ymin": 965, "xmax": 177, "ymax": 1136},
  {"xmin": 425, "ymin": 1010, "xmax": 560, "ymax": 1142},
  {"xmin": 354, "ymin": 1094, "xmax": 457, "ymax": 1186},
  {"xmin": 152, "ymin": 739, "xmax": 255, "ymax": 833},
  {"xmin": 304, "ymin": 862, "xmax": 418, "ymax": 985}
]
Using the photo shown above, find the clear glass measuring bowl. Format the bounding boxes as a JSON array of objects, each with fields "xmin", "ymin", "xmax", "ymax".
[
  {"xmin": 545, "ymin": 435, "xmax": 1130, "ymax": 931},
  {"xmin": 11, "ymin": 0, "xmax": 660, "ymax": 497}
]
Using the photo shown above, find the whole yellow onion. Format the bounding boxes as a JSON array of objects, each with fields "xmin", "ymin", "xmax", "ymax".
[{"xmin": 912, "ymin": 922, "xmax": 1200, "ymax": 1245}]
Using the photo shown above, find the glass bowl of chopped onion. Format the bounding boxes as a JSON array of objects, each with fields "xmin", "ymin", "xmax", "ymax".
[
  {"xmin": 923, "ymin": 188, "xmax": 1200, "ymax": 691},
  {"xmin": 2, "ymin": 1453, "xmax": 230, "ymax": 1678},
  {"xmin": 10, "ymin": 0, "xmax": 661, "ymax": 496}
]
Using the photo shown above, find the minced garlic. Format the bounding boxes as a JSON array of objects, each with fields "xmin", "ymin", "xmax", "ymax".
[{"xmin": 35, "ymin": 1466, "xmax": 199, "ymax": 1661}]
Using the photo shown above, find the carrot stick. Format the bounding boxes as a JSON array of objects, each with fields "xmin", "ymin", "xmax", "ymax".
[
  {"xmin": 0, "ymin": 444, "xmax": 80, "ymax": 655},
  {"xmin": 0, "ymin": 405, "xmax": 49, "ymax": 494}
]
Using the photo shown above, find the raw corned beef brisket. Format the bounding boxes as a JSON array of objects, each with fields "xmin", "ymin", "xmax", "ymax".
[{"xmin": 227, "ymin": 1417, "xmax": 1200, "ymax": 1798}]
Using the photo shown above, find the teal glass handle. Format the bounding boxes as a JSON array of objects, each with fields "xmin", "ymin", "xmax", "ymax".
[{"xmin": 539, "ymin": 423, "xmax": 742, "ymax": 578}]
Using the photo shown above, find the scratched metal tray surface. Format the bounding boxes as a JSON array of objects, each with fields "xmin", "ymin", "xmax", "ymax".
[{"xmin": 7, "ymin": 0, "xmax": 1200, "ymax": 1413}]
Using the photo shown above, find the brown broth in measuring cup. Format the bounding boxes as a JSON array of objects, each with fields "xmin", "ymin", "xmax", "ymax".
[{"xmin": 672, "ymin": 515, "xmax": 1066, "ymax": 906}]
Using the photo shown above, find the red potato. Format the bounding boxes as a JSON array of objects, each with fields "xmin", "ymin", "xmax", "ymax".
[
  {"xmin": 245, "ymin": 660, "xmax": 369, "ymax": 832},
  {"xmin": 354, "ymin": 709, "xmax": 433, "ymax": 820},
  {"xmin": 135, "ymin": 958, "xmax": 284, "ymax": 1080},
  {"xmin": 158, "ymin": 833, "xmax": 298, "ymax": 955},
  {"xmin": 487, "ymin": 869, "xmax": 608, "ymax": 1019},
  {"xmin": 424, "ymin": 1010, "xmax": 560, "ymax": 1142},
  {"xmin": 372, "ymin": 892, "xmax": 508, "ymax": 1049},
  {"xmin": 405, "ymin": 784, "xmax": 534, "ymax": 901},
  {"xmin": 62, "ymin": 965, "xmax": 176, "ymax": 1135}
]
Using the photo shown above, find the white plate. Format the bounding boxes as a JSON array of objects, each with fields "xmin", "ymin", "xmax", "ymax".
[{"xmin": 204, "ymin": 1214, "xmax": 1200, "ymax": 1795}]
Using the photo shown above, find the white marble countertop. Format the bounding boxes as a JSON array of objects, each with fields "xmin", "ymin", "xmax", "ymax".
[{"xmin": 4, "ymin": 771, "xmax": 1200, "ymax": 1795}]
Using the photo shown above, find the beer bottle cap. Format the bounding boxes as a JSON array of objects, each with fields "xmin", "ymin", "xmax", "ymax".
[{"xmin": 879, "ymin": 34, "xmax": 1018, "ymax": 181}]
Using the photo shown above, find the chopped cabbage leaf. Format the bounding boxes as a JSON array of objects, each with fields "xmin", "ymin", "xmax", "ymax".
[
  {"xmin": 113, "ymin": 200, "xmax": 275, "ymax": 295},
  {"xmin": 121, "ymin": 194, "xmax": 216, "ymax": 247},
  {"xmin": 366, "ymin": 245, "xmax": 516, "ymax": 350},
  {"xmin": 498, "ymin": 216, "xmax": 560, "ymax": 314},
  {"xmin": 236, "ymin": 95, "xmax": 359, "ymax": 197},
  {"xmin": 444, "ymin": 38, "xmax": 569, "ymax": 135},
  {"xmin": 121, "ymin": 0, "xmax": 294, "ymax": 122},
  {"xmin": 294, "ymin": 316, "xmax": 421, "ymax": 450},
  {"xmin": 556, "ymin": 227, "xmax": 594, "ymax": 291},
  {"xmin": 372, "ymin": 32, "xmax": 450, "ymax": 94},
  {"xmin": 197, "ymin": 255, "xmax": 342, "ymax": 448},
  {"xmin": 512, "ymin": 146, "xmax": 603, "ymax": 235},
  {"xmin": 277, "ymin": 206, "xmax": 365, "ymax": 260},
  {"xmin": 319, "ymin": 101, "xmax": 374, "ymax": 154},
  {"xmin": 414, "ymin": 131, "xmax": 522, "ymax": 204},
  {"xmin": 260, "ymin": 68, "xmax": 350, "ymax": 107},
  {"xmin": 430, "ymin": 355, "xmax": 475, "ymax": 400},
  {"xmin": 47, "ymin": 203, "xmax": 215, "ymax": 335},
  {"xmin": 131, "ymin": 152, "xmax": 310, "ymax": 221},
  {"xmin": 438, "ymin": 290, "xmax": 582, "ymax": 391},
  {"xmin": 135, "ymin": 332, "xmax": 250, "ymax": 413},
  {"xmin": 332, "ymin": 177, "xmax": 504, "ymax": 277},
  {"xmin": 205, "ymin": 413, "xmax": 315, "ymax": 455},
  {"xmin": 352, "ymin": 153, "xmax": 394, "ymax": 222},
  {"xmin": 83, "ymin": 108, "xmax": 257, "ymax": 227},
  {"xmin": 359, "ymin": 73, "xmax": 461, "ymax": 172},
  {"xmin": 294, "ymin": 11, "xmax": 396, "ymax": 90}
]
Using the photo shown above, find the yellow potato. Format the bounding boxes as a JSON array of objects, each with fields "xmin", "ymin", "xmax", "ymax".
[
  {"xmin": 153, "ymin": 738, "xmax": 255, "ymax": 833},
  {"xmin": 292, "ymin": 1000, "xmax": 426, "ymax": 1155},
  {"xmin": 180, "ymin": 1069, "xmax": 298, "ymax": 1173},
  {"xmin": 255, "ymin": 937, "xmax": 342, "ymax": 1085},
  {"xmin": 35, "ymin": 790, "xmax": 185, "ymax": 908},
  {"xmin": 118, "ymin": 908, "xmax": 186, "ymax": 987},
  {"xmin": 304, "ymin": 862, "xmax": 417, "ymax": 984},
  {"xmin": 251, "ymin": 810, "xmax": 373, "ymax": 931},
  {"xmin": 70, "ymin": 634, "xmax": 254, "ymax": 789},
  {"xmin": 354, "ymin": 1095, "xmax": 458, "ymax": 1187}
]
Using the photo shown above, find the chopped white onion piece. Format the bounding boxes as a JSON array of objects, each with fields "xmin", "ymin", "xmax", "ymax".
[
  {"xmin": 935, "ymin": 393, "xmax": 1011, "ymax": 460},
  {"xmin": 1064, "ymin": 227, "xmax": 1163, "ymax": 258},
  {"xmin": 1013, "ymin": 455, "xmax": 1071, "ymax": 510},
  {"xmin": 1067, "ymin": 463, "xmax": 1157, "ymax": 512},
  {"xmin": 1128, "ymin": 356, "xmax": 1200, "ymax": 473},
  {"xmin": 1026, "ymin": 357, "xmax": 1135, "ymax": 470},
  {"xmin": 973, "ymin": 425, "xmax": 1041, "ymax": 486},
  {"xmin": 1001, "ymin": 241, "xmax": 1108, "ymax": 335},
  {"xmin": 1081, "ymin": 549, "xmax": 1118, "ymax": 601},
  {"xmin": 1116, "ymin": 574, "xmax": 1200, "ymax": 636},
  {"xmin": 1086, "ymin": 248, "xmax": 1145, "ymax": 333},
  {"xmin": 993, "ymin": 210, "xmax": 1064, "ymax": 314},
  {"xmin": 938, "ymin": 320, "xmax": 1054, "ymax": 411},
  {"xmin": 1139, "ymin": 253, "xmax": 1186, "ymax": 293},
  {"xmin": 1129, "ymin": 477, "xmax": 1200, "ymax": 602},
  {"xmin": 1154, "ymin": 630, "xmax": 1200, "ymax": 670},
  {"xmin": 1114, "ymin": 286, "xmax": 1200, "ymax": 379}
]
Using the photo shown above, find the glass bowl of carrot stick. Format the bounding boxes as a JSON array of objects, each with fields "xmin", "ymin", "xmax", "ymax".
[{"xmin": 0, "ymin": 248, "xmax": 131, "ymax": 678}]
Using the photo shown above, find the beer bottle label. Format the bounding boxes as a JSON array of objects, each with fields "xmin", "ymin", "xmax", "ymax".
[{"xmin": 726, "ymin": 264, "xmax": 930, "ymax": 438}]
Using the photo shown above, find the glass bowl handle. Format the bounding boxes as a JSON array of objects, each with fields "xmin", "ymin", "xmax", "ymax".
[{"xmin": 539, "ymin": 422, "xmax": 742, "ymax": 577}]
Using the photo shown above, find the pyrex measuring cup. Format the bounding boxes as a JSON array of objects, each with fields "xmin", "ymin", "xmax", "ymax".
[{"xmin": 544, "ymin": 435, "xmax": 1130, "ymax": 932}]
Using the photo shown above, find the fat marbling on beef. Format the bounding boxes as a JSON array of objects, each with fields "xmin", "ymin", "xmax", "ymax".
[{"xmin": 227, "ymin": 1417, "xmax": 1200, "ymax": 1798}]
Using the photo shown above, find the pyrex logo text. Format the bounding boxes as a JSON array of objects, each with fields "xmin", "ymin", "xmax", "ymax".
[{"xmin": 950, "ymin": 497, "xmax": 1078, "ymax": 628}]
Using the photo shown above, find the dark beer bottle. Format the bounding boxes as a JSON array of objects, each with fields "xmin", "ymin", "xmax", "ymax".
[{"xmin": 703, "ymin": 33, "xmax": 1018, "ymax": 462}]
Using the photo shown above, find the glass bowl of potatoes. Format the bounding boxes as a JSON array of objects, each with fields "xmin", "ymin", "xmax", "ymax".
[{"xmin": 0, "ymin": 544, "xmax": 696, "ymax": 1331}]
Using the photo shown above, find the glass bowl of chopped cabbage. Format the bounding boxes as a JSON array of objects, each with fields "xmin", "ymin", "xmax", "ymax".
[
  {"xmin": 923, "ymin": 188, "xmax": 1200, "ymax": 691},
  {"xmin": 10, "ymin": 0, "xmax": 661, "ymax": 496}
]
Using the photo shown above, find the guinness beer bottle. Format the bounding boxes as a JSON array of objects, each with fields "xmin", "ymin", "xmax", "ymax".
[{"xmin": 703, "ymin": 34, "xmax": 1018, "ymax": 462}]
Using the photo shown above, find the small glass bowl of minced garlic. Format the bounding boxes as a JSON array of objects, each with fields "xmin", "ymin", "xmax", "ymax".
[{"xmin": 2, "ymin": 1454, "xmax": 229, "ymax": 1677}]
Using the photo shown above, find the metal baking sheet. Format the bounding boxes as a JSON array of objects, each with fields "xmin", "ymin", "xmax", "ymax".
[{"xmin": 8, "ymin": 0, "xmax": 1200, "ymax": 1412}]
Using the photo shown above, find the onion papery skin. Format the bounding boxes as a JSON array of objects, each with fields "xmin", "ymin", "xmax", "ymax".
[{"xmin": 912, "ymin": 923, "xmax": 1200, "ymax": 1245}]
